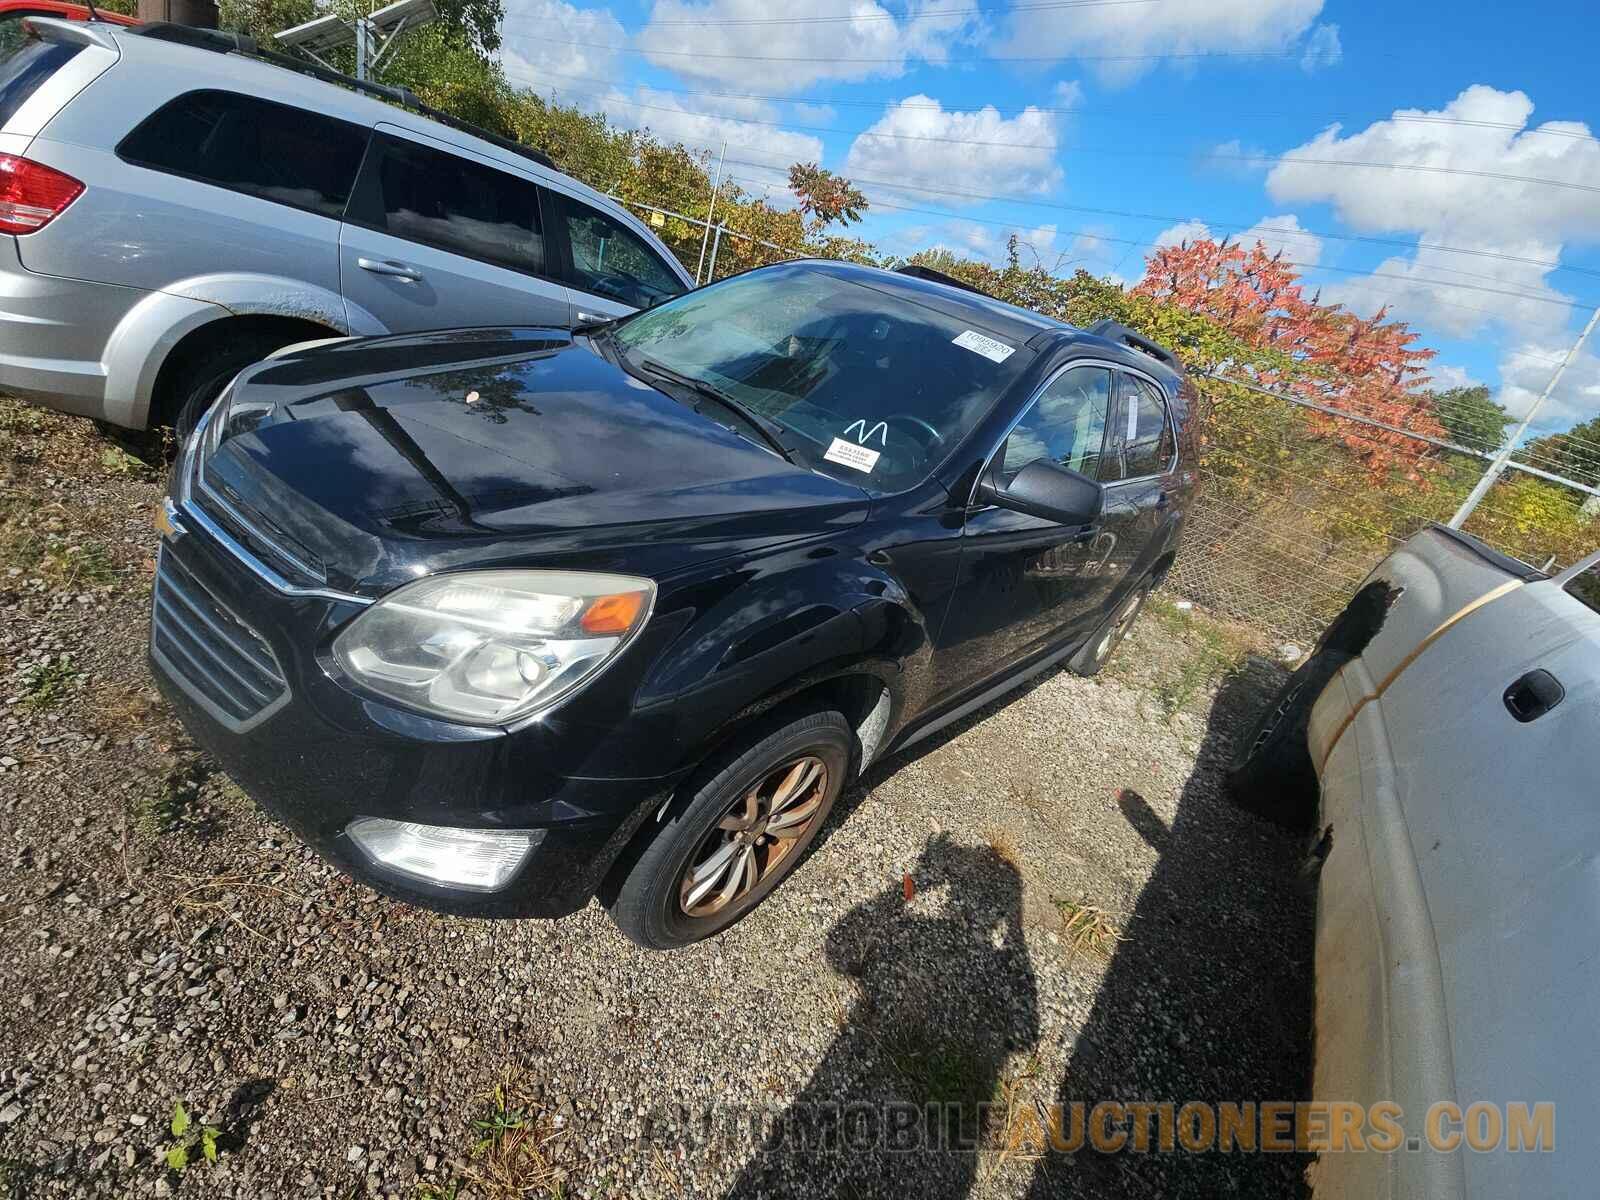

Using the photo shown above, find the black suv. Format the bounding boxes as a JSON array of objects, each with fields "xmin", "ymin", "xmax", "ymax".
[{"xmin": 151, "ymin": 260, "xmax": 1198, "ymax": 949}]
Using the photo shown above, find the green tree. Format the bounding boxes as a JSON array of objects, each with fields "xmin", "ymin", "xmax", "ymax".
[
  {"xmin": 1519, "ymin": 414, "xmax": 1600, "ymax": 489},
  {"xmin": 1431, "ymin": 384, "xmax": 1511, "ymax": 452}
]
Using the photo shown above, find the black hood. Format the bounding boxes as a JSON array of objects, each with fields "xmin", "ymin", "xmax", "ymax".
[{"xmin": 193, "ymin": 328, "xmax": 869, "ymax": 595}]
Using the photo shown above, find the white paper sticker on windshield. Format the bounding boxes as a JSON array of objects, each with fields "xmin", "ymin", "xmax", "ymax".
[
  {"xmin": 824, "ymin": 437, "xmax": 882, "ymax": 473},
  {"xmin": 952, "ymin": 329, "xmax": 1016, "ymax": 363}
]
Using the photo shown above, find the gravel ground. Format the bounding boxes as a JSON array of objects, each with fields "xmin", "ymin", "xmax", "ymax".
[{"xmin": 0, "ymin": 398, "xmax": 1315, "ymax": 1199}]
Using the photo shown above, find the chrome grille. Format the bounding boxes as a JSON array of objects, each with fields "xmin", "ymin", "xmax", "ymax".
[{"xmin": 152, "ymin": 547, "xmax": 287, "ymax": 729}]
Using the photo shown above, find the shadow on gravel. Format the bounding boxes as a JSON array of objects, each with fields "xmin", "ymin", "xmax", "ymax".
[
  {"xmin": 218, "ymin": 1078, "xmax": 277, "ymax": 1156},
  {"xmin": 723, "ymin": 835, "xmax": 1038, "ymax": 1200},
  {"xmin": 1023, "ymin": 657, "xmax": 1317, "ymax": 1199}
]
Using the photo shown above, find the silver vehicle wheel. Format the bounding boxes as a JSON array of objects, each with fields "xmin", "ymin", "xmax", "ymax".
[
  {"xmin": 679, "ymin": 755, "xmax": 829, "ymax": 918},
  {"xmin": 1097, "ymin": 587, "xmax": 1148, "ymax": 661}
]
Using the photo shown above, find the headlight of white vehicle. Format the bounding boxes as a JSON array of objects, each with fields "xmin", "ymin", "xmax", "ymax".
[{"xmin": 332, "ymin": 570, "xmax": 655, "ymax": 724}]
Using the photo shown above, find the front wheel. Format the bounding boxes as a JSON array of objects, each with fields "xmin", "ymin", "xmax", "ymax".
[
  {"xmin": 606, "ymin": 710, "xmax": 852, "ymax": 950},
  {"xmin": 1069, "ymin": 579, "xmax": 1152, "ymax": 677},
  {"xmin": 169, "ymin": 332, "xmax": 296, "ymax": 439}
]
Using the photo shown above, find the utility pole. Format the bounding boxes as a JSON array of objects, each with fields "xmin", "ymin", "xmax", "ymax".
[
  {"xmin": 1449, "ymin": 306, "xmax": 1600, "ymax": 528},
  {"xmin": 694, "ymin": 138, "xmax": 727, "ymax": 287}
]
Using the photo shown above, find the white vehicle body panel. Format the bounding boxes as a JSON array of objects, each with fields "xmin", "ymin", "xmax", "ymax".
[{"xmin": 1307, "ymin": 528, "xmax": 1597, "ymax": 1198}]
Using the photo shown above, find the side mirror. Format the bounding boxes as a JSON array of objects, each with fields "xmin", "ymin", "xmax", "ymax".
[{"xmin": 978, "ymin": 459, "xmax": 1102, "ymax": 525}]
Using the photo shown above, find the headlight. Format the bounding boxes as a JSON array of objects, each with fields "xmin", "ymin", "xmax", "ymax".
[{"xmin": 332, "ymin": 569, "xmax": 654, "ymax": 725}]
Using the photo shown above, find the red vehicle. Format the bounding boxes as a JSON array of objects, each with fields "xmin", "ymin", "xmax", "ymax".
[{"xmin": 0, "ymin": 0, "xmax": 136, "ymax": 53}]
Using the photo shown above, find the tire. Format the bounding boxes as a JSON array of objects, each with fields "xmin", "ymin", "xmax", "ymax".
[
  {"xmin": 168, "ymin": 332, "xmax": 291, "ymax": 438},
  {"xmin": 1225, "ymin": 649, "xmax": 1348, "ymax": 830},
  {"xmin": 1068, "ymin": 578, "xmax": 1153, "ymax": 677},
  {"xmin": 607, "ymin": 710, "xmax": 852, "ymax": 950}
]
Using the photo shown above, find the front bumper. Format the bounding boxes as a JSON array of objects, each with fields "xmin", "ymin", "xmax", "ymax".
[{"xmin": 148, "ymin": 504, "xmax": 682, "ymax": 918}]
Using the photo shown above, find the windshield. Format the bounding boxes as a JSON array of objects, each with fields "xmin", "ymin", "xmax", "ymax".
[{"xmin": 609, "ymin": 263, "xmax": 1033, "ymax": 491}]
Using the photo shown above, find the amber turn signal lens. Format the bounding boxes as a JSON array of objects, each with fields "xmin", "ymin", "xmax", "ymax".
[{"xmin": 580, "ymin": 591, "xmax": 646, "ymax": 635}]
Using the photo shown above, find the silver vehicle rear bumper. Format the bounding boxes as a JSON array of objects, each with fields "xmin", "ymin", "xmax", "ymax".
[{"xmin": 0, "ymin": 237, "xmax": 145, "ymax": 417}]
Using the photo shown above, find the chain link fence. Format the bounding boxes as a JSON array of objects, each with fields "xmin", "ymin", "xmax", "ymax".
[
  {"xmin": 616, "ymin": 196, "xmax": 1600, "ymax": 649},
  {"xmin": 1169, "ymin": 376, "xmax": 1600, "ymax": 648}
]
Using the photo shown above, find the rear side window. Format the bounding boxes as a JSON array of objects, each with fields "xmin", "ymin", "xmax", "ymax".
[
  {"xmin": 0, "ymin": 34, "xmax": 81, "ymax": 129},
  {"xmin": 346, "ymin": 133, "xmax": 548, "ymax": 276},
  {"xmin": 1119, "ymin": 374, "xmax": 1176, "ymax": 477},
  {"xmin": 117, "ymin": 90, "xmax": 368, "ymax": 220},
  {"xmin": 553, "ymin": 197, "xmax": 685, "ymax": 308}
]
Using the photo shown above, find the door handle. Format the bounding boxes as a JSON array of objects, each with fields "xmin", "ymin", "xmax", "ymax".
[
  {"xmin": 1503, "ymin": 668, "xmax": 1564, "ymax": 723},
  {"xmin": 357, "ymin": 257, "xmax": 423, "ymax": 283}
]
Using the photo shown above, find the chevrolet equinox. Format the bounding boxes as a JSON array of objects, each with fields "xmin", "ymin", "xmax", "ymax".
[{"xmin": 150, "ymin": 260, "xmax": 1197, "ymax": 949}]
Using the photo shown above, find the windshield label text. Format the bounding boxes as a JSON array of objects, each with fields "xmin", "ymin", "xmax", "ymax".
[
  {"xmin": 824, "ymin": 438, "xmax": 882, "ymax": 473},
  {"xmin": 952, "ymin": 330, "xmax": 1016, "ymax": 363}
]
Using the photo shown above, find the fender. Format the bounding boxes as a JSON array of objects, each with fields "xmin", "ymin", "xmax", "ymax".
[
  {"xmin": 635, "ymin": 541, "xmax": 922, "ymax": 777},
  {"xmin": 104, "ymin": 274, "xmax": 389, "ymax": 428}
]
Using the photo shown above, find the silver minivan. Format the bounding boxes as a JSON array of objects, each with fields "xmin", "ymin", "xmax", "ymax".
[{"xmin": 0, "ymin": 19, "xmax": 692, "ymax": 430}]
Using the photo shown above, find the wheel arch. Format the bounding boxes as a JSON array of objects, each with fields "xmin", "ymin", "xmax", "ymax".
[
  {"xmin": 144, "ymin": 314, "xmax": 342, "ymax": 429},
  {"xmin": 103, "ymin": 274, "xmax": 388, "ymax": 428}
]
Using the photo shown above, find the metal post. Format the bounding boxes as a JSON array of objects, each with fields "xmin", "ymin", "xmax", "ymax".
[
  {"xmin": 1449, "ymin": 305, "xmax": 1600, "ymax": 528},
  {"xmin": 354, "ymin": 17, "xmax": 370, "ymax": 80},
  {"xmin": 694, "ymin": 138, "xmax": 727, "ymax": 286},
  {"xmin": 706, "ymin": 225, "xmax": 723, "ymax": 282}
]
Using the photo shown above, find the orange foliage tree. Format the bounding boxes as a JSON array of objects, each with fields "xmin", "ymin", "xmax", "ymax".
[{"xmin": 1135, "ymin": 238, "xmax": 1444, "ymax": 482}]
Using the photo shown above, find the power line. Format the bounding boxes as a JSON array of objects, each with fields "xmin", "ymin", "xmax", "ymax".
[
  {"xmin": 654, "ymin": 142, "xmax": 1600, "ymax": 307},
  {"xmin": 507, "ymin": 65, "xmax": 1600, "ymax": 148},
  {"xmin": 511, "ymin": 68, "xmax": 1600, "ymax": 281},
  {"xmin": 534, "ymin": 37, "xmax": 1333, "ymax": 65},
  {"xmin": 529, "ymin": 76, "xmax": 1600, "ymax": 198},
  {"xmin": 639, "ymin": 0, "xmax": 1156, "ymax": 27}
]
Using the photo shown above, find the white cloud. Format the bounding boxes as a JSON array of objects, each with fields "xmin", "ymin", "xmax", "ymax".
[
  {"xmin": 637, "ymin": 0, "xmax": 984, "ymax": 90},
  {"xmin": 842, "ymin": 95, "xmax": 1061, "ymax": 204},
  {"xmin": 790, "ymin": 102, "xmax": 837, "ymax": 125},
  {"xmin": 498, "ymin": 0, "xmax": 627, "ymax": 87},
  {"xmin": 1152, "ymin": 219, "xmax": 1212, "ymax": 249},
  {"xmin": 1202, "ymin": 138, "xmax": 1270, "ymax": 177},
  {"xmin": 1498, "ymin": 340, "xmax": 1600, "ymax": 432},
  {"xmin": 1267, "ymin": 85, "xmax": 1600, "ymax": 335},
  {"xmin": 1427, "ymin": 364, "xmax": 1482, "ymax": 391},
  {"xmin": 1001, "ymin": 0, "xmax": 1326, "ymax": 85},
  {"xmin": 1299, "ymin": 22, "xmax": 1342, "ymax": 71},
  {"xmin": 1237, "ymin": 213, "xmax": 1324, "ymax": 267},
  {"xmin": 567, "ymin": 86, "xmax": 823, "ymax": 191}
]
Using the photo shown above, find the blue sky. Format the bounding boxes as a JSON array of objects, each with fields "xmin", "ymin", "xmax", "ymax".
[{"xmin": 498, "ymin": 0, "xmax": 1600, "ymax": 436}]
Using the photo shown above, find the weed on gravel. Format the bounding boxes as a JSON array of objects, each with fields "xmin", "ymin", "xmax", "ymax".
[
  {"xmin": 1053, "ymin": 899, "xmax": 1122, "ymax": 958},
  {"xmin": 16, "ymin": 654, "xmax": 82, "ymax": 711}
]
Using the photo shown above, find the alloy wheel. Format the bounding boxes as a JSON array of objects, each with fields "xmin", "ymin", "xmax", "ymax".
[
  {"xmin": 678, "ymin": 755, "xmax": 829, "ymax": 918},
  {"xmin": 1095, "ymin": 588, "xmax": 1148, "ymax": 663}
]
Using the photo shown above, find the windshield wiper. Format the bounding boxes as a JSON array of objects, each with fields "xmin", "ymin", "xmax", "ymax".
[{"xmin": 634, "ymin": 358, "xmax": 799, "ymax": 465}]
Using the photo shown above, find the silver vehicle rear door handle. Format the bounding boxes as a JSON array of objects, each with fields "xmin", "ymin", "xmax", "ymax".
[{"xmin": 358, "ymin": 257, "xmax": 423, "ymax": 283}]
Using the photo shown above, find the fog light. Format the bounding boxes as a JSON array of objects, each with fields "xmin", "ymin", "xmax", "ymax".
[{"xmin": 346, "ymin": 818, "xmax": 538, "ymax": 892}]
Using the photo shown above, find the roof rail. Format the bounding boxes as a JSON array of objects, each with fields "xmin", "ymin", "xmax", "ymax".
[
  {"xmin": 894, "ymin": 263, "xmax": 995, "ymax": 300},
  {"xmin": 1086, "ymin": 319, "xmax": 1182, "ymax": 371},
  {"xmin": 127, "ymin": 22, "xmax": 556, "ymax": 171}
]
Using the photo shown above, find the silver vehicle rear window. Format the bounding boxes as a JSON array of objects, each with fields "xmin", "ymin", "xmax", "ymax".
[{"xmin": 0, "ymin": 31, "xmax": 81, "ymax": 130}]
